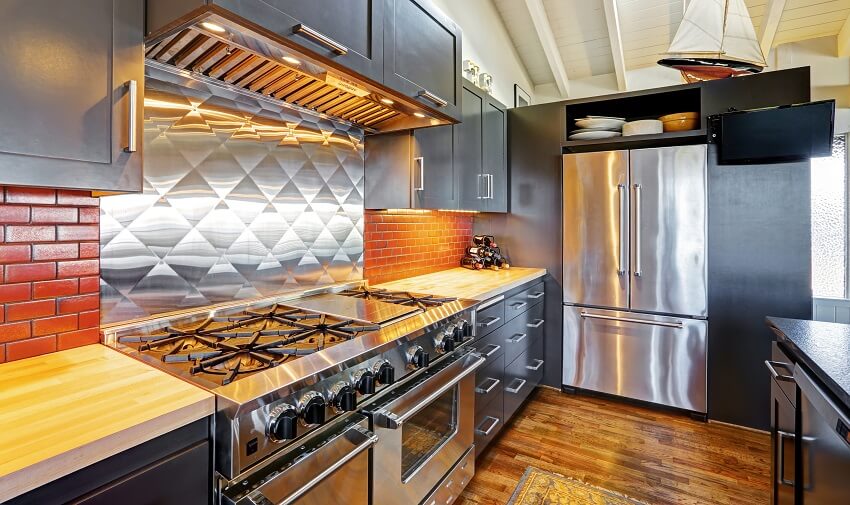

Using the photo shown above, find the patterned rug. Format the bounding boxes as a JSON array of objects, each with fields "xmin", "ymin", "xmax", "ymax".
[{"xmin": 507, "ymin": 467, "xmax": 650, "ymax": 505}]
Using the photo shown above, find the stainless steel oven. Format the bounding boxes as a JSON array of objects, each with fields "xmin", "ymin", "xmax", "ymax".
[
  {"xmin": 366, "ymin": 349, "xmax": 485, "ymax": 505},
  {"xmin": 220, "ymin": 415, "xmax": 377, "ymax": 505}
]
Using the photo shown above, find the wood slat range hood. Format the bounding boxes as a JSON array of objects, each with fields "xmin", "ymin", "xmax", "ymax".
[{"xmin": 145, "ymin": 3, "xmax": 451, "ymax": 133}]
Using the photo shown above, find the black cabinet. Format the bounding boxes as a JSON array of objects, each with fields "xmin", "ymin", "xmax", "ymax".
[
  {"xmin": 364, "ymin": 126, "xmax": 456, "ymax": 209},
  {"xmin": 383, "ymin": 0, "xmax": 462, "ymax": 121},
  {"xmin": 210, "ymin": 0, "xmax": 384, "ymax": 83},
  {"xmin": 10, "ymin": 419, "xmax": 210, "ymax": 505},
  {"xmin": 0, "ymin": 0, "xmax": 143, "ymax": 192}
]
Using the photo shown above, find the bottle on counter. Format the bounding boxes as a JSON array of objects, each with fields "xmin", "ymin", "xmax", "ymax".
[
  {"xmin": 472, "ymin": 235, "xmax": 497, "ymax": 248},
  {"xmin": 461, "ymin": 257, "xmax": 485, "ymax": 270}
]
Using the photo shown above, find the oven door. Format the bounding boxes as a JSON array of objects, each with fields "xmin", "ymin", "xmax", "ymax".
[
  {"xmin": 220, "ymin": 415, "xmax": 377, "ymax": 505},
  {"xmin": 368, "ymin": 350, "xmax": 486, "ymax": 505}
]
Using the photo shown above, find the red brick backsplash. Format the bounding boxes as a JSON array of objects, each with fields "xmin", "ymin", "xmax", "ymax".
[
  {"xmin": 0, "ymin": 186, "xmax": 100, "ymax": 363},
  {"xmin": 364, "ymin": 210, "xmax": 474, "ymax": 285}
]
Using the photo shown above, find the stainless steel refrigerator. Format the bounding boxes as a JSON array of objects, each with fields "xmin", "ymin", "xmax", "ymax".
[{"xmin": 562, "ymin": 145, "xmax": 708, "ymax": 413}]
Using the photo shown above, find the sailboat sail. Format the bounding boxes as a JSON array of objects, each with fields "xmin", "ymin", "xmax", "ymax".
[{"xmin": 665, "ymin": 0, "xmax": 765, "ymax": 65}]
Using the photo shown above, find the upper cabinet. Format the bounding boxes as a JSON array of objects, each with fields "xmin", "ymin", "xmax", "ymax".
[
  {"xmin": 457, "ymin": 80, "xmax": 508, "ymax": 212},
  {"xmin": 0, "ymin": 0, "xmax": 144, "ymax": 192},
  {"xmin": 211, "ymin": 0, "xmax": 384, "ymax": 83},
  {"xmin": 383, "ymin": 0, "xmax": 463, "ymax": 121}
]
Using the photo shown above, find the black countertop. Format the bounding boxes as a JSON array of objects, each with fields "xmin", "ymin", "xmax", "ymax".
[{"xmin": 767, "ymin": 317, "xmax": 850, "ymax": 409}]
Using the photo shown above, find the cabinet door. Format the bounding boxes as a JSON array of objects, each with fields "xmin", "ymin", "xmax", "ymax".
[
  {"xmin": 214, "ymin": 0, "xmax": 383, "ymax": 82},
  {"xmin": 0, "ymin": 0, "xmax": 143, "ymax": 192},
  {"xmin": 483, "ymin": 95, "xmax": 507, "ymax": 212},
  {"xmin": 383, "ymin": 0, "xmax": 462, "ymax": 120},
  {"xmin": 364, "ymin": 131, "xmax": 412, "ymax": 209},
  {"xmin": 457, "ymin": 85, "xmax": 485, "ymax": 211},
  {"xmin": 413, "ymin": 126, "xmax": 456, "ymax": 209}
]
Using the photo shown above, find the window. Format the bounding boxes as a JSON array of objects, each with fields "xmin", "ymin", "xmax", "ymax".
[{"xmin": 811, "ymin": 135, "xmax": 848, "ymax": 298}]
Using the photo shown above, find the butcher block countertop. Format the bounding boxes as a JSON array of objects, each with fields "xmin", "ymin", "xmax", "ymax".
[
  {"xmin": 0, "ymin": 344, "xmax": 214, "ymax": 501},
  {"xmin": 374, "ymin": 267, "xmax": 547, "ymax": 301}
]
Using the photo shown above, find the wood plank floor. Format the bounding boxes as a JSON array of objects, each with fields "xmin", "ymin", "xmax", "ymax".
[{"xmin": 459, "ymin": 388, "xmax": 770, "ymax": 505}]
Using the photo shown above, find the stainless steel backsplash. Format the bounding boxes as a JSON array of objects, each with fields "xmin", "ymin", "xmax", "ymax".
[{"xmin": 100, "ymin": 72, "xmax": 365, "ymax": 323}]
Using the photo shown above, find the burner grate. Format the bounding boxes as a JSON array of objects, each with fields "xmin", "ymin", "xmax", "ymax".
[{"xmin": 339, "ymin": 288, "xmax": 456, "ymax": 311}]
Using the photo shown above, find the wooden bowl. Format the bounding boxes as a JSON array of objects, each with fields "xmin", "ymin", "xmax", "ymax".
[
  {"xmin": 659, "ymin": 112, "xmax": 699, "ymax": 122},
  {"xmin": 661, "ymin": 118, "xmax": 699, "ymax": 132}
]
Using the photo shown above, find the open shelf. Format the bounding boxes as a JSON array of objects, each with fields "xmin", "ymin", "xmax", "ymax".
[{"xmin": 562, "ymin": 128, "xmax": 707, "ymax": 153}]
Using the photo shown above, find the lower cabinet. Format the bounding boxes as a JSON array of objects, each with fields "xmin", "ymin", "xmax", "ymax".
[
  {"xmin": 10, "ymin": 418, "xmax": 210, "ymax": 505},
  {"xmin": 471, "ymin": 280, "xmax": 545, "ymax": 457}
]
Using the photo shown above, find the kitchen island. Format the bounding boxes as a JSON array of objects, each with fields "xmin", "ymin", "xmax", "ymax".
[{"xmin": 0, "ymin": 344, "xmax": 214, "ymax": 502}]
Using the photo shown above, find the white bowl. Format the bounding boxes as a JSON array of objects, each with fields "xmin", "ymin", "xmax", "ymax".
[
  {"xmin": 575, "ymin": 118, "xmax": 625, "ymax": 130},
  {"xmin": 622, "ymin": 120, "xmax": 663, "ymax": 136}
]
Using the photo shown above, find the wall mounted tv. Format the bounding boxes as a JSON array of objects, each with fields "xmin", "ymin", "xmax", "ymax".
[{"xmin": 712, "ymin": 100, "xmax": 835, "ymax": 164}]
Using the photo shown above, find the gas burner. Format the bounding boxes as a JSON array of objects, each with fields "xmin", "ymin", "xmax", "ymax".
[
  {"xmin": 339, "ymin": 288, "xmax": 456, "ymax": 311},
  {"xmin": 118, "ymin": 304, "xmax": 381, "ymax": 385}
]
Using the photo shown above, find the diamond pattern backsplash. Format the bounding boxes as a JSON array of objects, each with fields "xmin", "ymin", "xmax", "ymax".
[{"xmin": 100, "ymin": 76, "xmax": 365, "ymax": 323}]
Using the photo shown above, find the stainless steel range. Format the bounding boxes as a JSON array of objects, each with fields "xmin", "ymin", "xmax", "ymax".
[{"xmin": 104, "ymin": 282, "xmax": 483, "ymax": 505}]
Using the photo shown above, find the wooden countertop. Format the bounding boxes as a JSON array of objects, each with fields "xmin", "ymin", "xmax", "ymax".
[
  {"xmin": 374, "ymin": 267, "xmax": 547, "ymax": 301},
  {"xmin": 0, "ymin": 344, "xmax": 215, "ymax": 501}
]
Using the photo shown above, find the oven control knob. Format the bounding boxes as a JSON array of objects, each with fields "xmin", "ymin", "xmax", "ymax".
[
  {"xmin": 460, "ymin": 318, "xmax": 473, "ymax": 337},
  {"xmin": 332, "ymin": 385, "xmax": 357, "ymax": 412},
  {"xmin": 355, "ymin": 370, "xmax": 376, "ymax": 395},
  {"xmin": 408, "ymin": 346, "xmax": 429, "ymax": 369},
  {"xmin": 268, "ymin": 404, "xmax": 298, "ymax": 442},
  {"xmin": 300, "ymin": 393, "xmax": 326, "ymax": 425},
  {"xmin": 452, "ymin": 324, "xmax": 465, "ymax": 342},
  {"xmin": 375, "ymin": 361, "xmax": 395, "ymax": 385},
  {"xmin": 435, "ymin": 335, "xmax": 455, "ymax": 353}
]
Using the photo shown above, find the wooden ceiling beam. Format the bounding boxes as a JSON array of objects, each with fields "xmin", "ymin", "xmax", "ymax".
[
  {"xmin": 602, "ymin": 0, "xmax": 628, "ymax": 91},
  {"xmin": 839, "ymin": 14, "xmax": 850, "ymax": 57},
  {"xmin": 758, "ymin": 0, "xmax": 787, "ymax": 58},
  {"xmin": 523, "ymin": 0, "xmax": 570, "ymax": 97}
]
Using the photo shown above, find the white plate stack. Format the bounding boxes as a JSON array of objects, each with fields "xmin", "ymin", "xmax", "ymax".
[{"xmin": 569, "ymin": 116, "xmax": 626, "ymax": 140}]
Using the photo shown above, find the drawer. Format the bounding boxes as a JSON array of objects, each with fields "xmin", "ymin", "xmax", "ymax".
[
  {"xmin": 524, "ymin": 302, "xmax": 546, "ymax": 340},
  {"xmin": 422, "ymin": 447, "xmax": 474, "ymax": 505},
  {"xmin": 504, "ymin": 281, "xmax": 545, "ymax": 321},
  {"xmin": 476, "ymin": 298, "xmax": 505, "ymax": 337},
  {"xmin": 475, "ymin": 353, "xmax": 504, "ymax": 411},
  {"xmin": 770, "ymin": 342, "xmax": 796, "ymax": 406},
  {"xmin": 471, "ymin": 328, "xmax": 505, "ymax": 365},
  {"xmin": 474, "ymin": 392, "xmax": 503, "ymax": 458},
  {"xmin": 502, "ymin": 303, "xmax": 545, "ymax": 365},
  {"xmin": 503, "ymin": 346, "xmax": 544, "ymax": 421}
]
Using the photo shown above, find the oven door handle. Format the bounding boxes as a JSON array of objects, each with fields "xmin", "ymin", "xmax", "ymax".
[
  {"xmin": 233, "ymin": 424, "xmax": 377, "ymax": 505},
  {"xmin": 373, "ymin": 354, "xmax": 486, "ymax": 430}
]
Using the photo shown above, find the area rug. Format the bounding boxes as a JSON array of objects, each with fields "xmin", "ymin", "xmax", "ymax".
[{"xmin": 507, "ymin": 467, "xmax": 650, "ymax": 505}]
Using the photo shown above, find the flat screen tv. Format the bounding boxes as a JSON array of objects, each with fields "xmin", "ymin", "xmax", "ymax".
[{"xmin": 715, "ymin": 100, "xmax": 835, "ymax": 164}]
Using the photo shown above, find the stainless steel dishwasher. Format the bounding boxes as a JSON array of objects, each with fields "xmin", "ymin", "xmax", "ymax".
[{"xmin": 795, "ymin": 365, "xmax": 850, "ymax": 504}]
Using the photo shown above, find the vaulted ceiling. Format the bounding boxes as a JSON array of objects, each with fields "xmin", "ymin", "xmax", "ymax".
[{"xmin": 493, "ymin": 0, "xmax": 850, "ymax": 95}]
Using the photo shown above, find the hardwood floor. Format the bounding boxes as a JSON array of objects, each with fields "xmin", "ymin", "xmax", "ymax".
[{"xmin": 460, "ymin": 388, "xmax": 770, "ymax": 505}]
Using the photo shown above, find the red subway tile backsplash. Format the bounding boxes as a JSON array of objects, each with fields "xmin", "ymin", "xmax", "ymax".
[
  {"xmin": 363, "ymin": 210, "xmax": 474, "ymax": 285},
  {"xmin": 0, "ymin": 186, "xmax": 100, "ymax": 362}
]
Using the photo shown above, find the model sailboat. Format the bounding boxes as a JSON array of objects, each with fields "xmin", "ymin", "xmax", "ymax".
[{"xmin": 658, "ymin": 0, "xmax": 767, "ymax": 82}]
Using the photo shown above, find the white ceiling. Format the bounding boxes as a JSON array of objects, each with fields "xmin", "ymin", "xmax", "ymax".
[{"xmin": 493, "ymin": 0, "xmax": 850, "ymax": 92}]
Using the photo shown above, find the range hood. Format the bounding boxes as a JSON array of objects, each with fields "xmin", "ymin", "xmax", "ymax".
[{"xmin": 145, "ymin": 2, "xmax": 451, "ymax": 133}]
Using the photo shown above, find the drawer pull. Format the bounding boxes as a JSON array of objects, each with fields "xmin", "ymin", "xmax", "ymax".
[
  {"xmin": 507, "ymin": 333, "xmax": 527, "ymax": 344},
  {"xmin": 480, "ymin": 344, "xmax": 501, "ymax": 358},
  {"xmin": 418, "ymin": 89, "xmax": 448, "ymax": 107},
  {"xmin": 527, "ymin": 319, "xmax": 545, "ymax": 329},
  {"xmin": 526, "ymin": 359, "xmax": 544, "ymax": 371},
  {"xmin": 505, "ymin": 378, "xmax": 527, "ymax": 394},
  {"xmin": 528, "ymin": 291, "xmax": 545, "ymax": 299},
  {"xmin": 293, "ymin": 24, "xmax": 349, "ymax": 54},
  {"xmin": 765, "ymin": 360, "xmax": 795, "ymax": 383},
  {"xmin": 479, "ymin": 316, "xmax": 502, "ymax": 328},
  {"xmin": 475, "ymin": 416, "xmax": 500, "ymax": 436},
  {"xmin": 476, "ymin": 377, "xmax": 501, "ymax": 394},
  {"xmin": 510, "ymin": 301, "xmax": 528, "ymax": 310}
]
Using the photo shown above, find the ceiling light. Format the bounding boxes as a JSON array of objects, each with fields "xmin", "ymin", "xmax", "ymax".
[
  {"xmin": 282, "ymin": 56, "xmax": 301, "ymax": 66},
  {"xmin": 380, "ymin": 98, "xmax": 394, "ymax": 105},
  {"xmin": 413, "ymin": 112, "xmax": 427, "ymax": 118},
  {"xmin": 201, "ymin": 22, "xmax": 226, "ymax": 33}
]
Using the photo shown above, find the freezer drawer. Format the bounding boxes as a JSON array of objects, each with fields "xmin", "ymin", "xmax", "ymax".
[{"xmin": 562, "ymin": 306, "xmax": 707, "ymax": 413}]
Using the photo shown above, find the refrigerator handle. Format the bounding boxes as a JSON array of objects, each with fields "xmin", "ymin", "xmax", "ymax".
[
  {"xmin": 580, "ymin": 311, "xmax": 683, "ymax": 328},
  {"xmin": 633, "ymin": 183, "xmax": 642, "ymax": 277},
  {"xmin": 617, "ymin": 184, "xmax": 627, "ymax": 275}
]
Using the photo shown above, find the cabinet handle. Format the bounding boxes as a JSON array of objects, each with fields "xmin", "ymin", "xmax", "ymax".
[
  {"xmin": 125, "ymin": 80, "xmax": 137, "ymax": 153},
  {"xmin": 777, "ymin": 430, "xmax": 795, "ymax": 486},
  {"xmin": 505, "ymin": 378, "xmax": 527, "ymax": 394},
  {"xmin": 413, "ymin": 157, "xmax": 424, "ymax": 191},
  {"xmin": 526, "ymin": 319, "xmax": 545, "ymax": 329},
  {"xmin": 480, "ymin": 344, "xmax": 501, "ymax": 358},
  {"xmin": 633, "ymin": 184, "xmax": 642, "ymax": 277},
  {"xmin": 507, "ymin": 333, "xmax": 527, "ymax": 344},
  {"xmin": 528, "ymin": 291, "xmax": 545, "ymax": 300},
  {"xmin": 487, "ymin": 174, "xmax": 494, "ymax": 199},
  {"xmin": 293, "ymin": 24, "xmax": 348, "ymax": 54},
  {"xmin": 475, "ymin": 377, "xmax": 500, "ymax": 394},
  {"xmin": 526, "ymin": 359, "xmax": 544, "ymax": 371},
  {"xmin": 510, "ymin": 301, "xmax": 528, "ymax": 310},
  {"xmin": 765, "ymin": 360, "xmax": 795, "ymax": 383},
  {"xmin": 417, "ymin": 89, "xmax": 448, "ymax": 107},
  {"xmin": 477, "ymin": 174, "xmax": 485, "ymax": 199},
  {"xmin": 475, "ymin": 416, "xmax": 500, "ymax": 436},
  {"xmin": 479, "ymin": 316, "xmax": 501, "ymax": 328}
]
